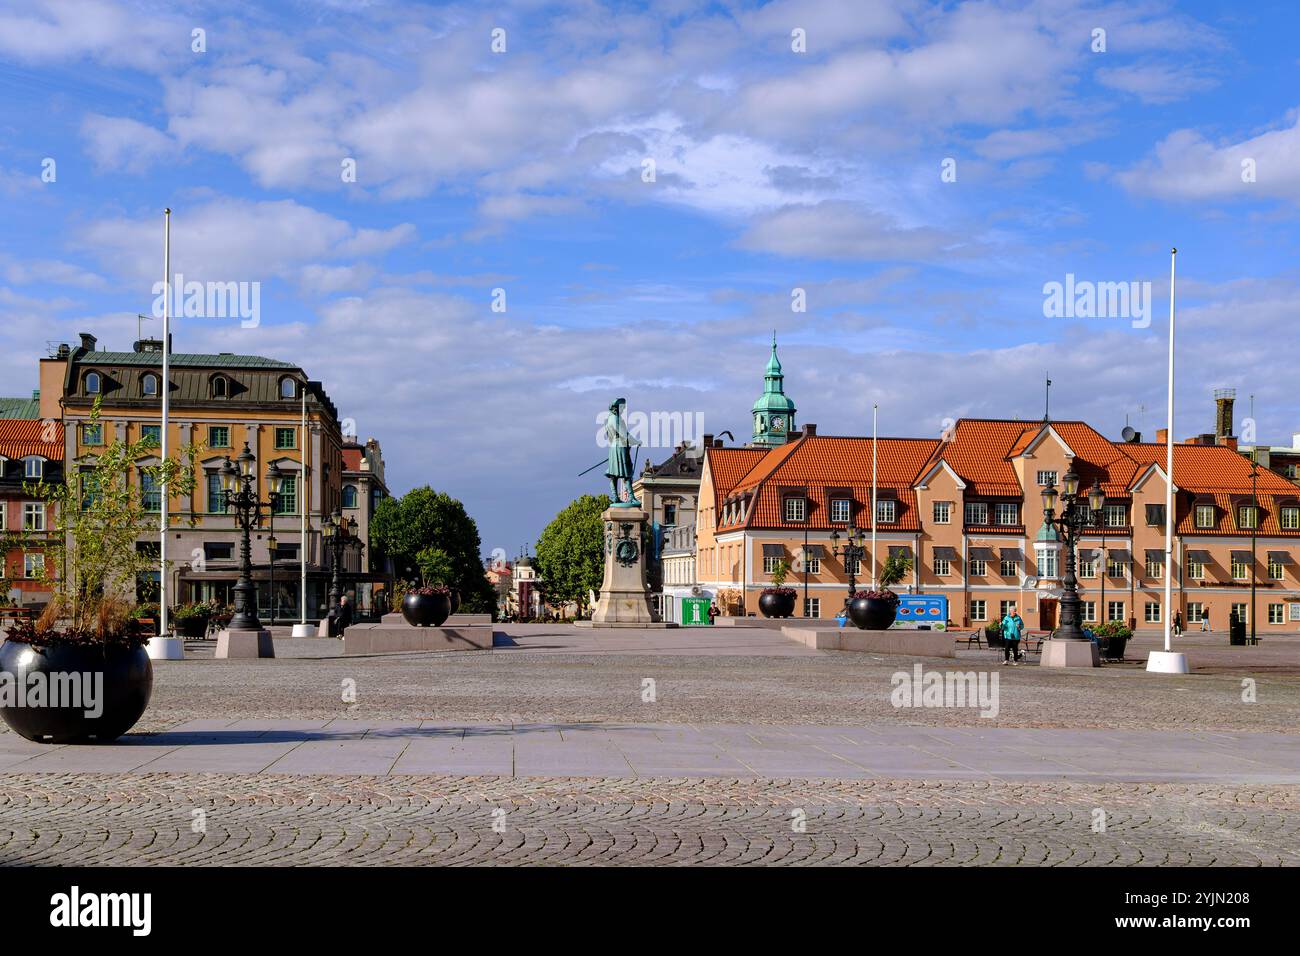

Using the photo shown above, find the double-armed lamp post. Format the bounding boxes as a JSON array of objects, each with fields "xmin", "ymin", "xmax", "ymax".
[
  {"xmin": 324, "ymin": 509, "xmax": 362, "ymax": 613},
  {"xmin": 829, "ymin": 525, "xmax": 868, "ymax": 604},
  {"xmin": 1040, "ymin": 466, "xmax": 1106, "ymax": 642},
  {"xmin": 220, "ymin": 443, "xmax": 283, "ymax": 632}
]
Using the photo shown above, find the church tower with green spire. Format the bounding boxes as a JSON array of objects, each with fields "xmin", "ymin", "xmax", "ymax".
[{"xmin": 750, "ymin": 334, "xmax": 797, "ymax": 447}]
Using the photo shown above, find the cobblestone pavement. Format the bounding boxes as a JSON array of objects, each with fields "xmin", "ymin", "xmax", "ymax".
[
  {"xmin": 1, "ymin": 773, "xmax": 1297, "ymax": 866},
  {"xmin": 94, "ymin": 632, "xmax": 1300, "ymax": 735}
]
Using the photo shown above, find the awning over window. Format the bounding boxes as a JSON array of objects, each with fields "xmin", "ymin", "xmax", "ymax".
[
  {"xmin": 932, "ymin": 546, "xmax": 958, "ymax": 560},
  {"xmin": 969, "ymin": 546, "xmax": 995, "ymax": 560},
  {"xmin": 1145, "ymin": 548, "xmax": 1164, "ymax": 561},
  {"xmin": 1077, "ymin": 547, "xmax": 1098, "ymax": 560},
  {"xmin": 804, "ymin": 544, "xmax": 825, "ymax": 558},
  {"xmin": 762, "ymin": 544, "xmax": 784, "ymax": 557},
  {"xmin": 1000, "ymin": 547, "xmax": 1023, "ymax": 561},
  {"xmin": 888, "ymin": 545, "xmax": 912, "ymax": 559},
  {"xmin": 1268, "ymin": 550, "xmax": 1294, "ymax": 564},
  {"xmin": 1108, "ymin": 548, "xmax": 1130, "ymax": 560},
  {"xmin": 1231, "ymin": 549, "xmax": 1253, "ymax": 562},
  {"xmin": 1186, "ymin": 549, "xmax": 1211, "ymax": 561}
]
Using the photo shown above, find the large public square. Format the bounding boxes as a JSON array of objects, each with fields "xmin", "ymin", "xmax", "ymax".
[{"xmin": 2, "ymin": 626, "xmax": 1297, "ymax": 867}]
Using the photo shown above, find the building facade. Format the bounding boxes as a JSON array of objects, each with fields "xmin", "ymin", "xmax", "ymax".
[
  {"xmin": 0, "ymin": 420, "xmax": 63, "ymax": 608},
  {"xmin": 37, "ymin": 332, "xmax": 355, "ymax": 621},
  {"xmin": 697, "ymin": 416, "xmax": 1300, "ymax": 632}
]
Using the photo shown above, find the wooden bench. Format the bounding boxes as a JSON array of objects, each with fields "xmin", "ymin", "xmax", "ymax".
[{"xmin": 956, "ymin": 630, "xmax": 984, "ymax": 649}]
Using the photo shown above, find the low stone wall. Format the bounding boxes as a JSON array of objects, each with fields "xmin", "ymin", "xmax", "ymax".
[
  {"xmin": 782, "ymin": 626, "xmax": 954, "ymax": 658},
  {"xmin": 343, "ymin": 624, "xmax": 495, "ymax": 655},
  {"xmin": 379, "ymin": 612, "xmax": 493, "ymax": 627}
]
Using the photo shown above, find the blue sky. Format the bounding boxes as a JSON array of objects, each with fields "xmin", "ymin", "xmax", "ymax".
[{"xmin": 2, "ymin": 0, "xmax": 1299, "ymax": 556}]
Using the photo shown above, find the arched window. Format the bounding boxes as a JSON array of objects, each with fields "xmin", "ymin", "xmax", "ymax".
[
  {"xmin": 279, "ymin": 377, "xmax": 297, "ymax": 399},
  {"xmin": 85, "ymin": 371, "xmax": 101, "ymax": 394},
  {"xmin": 211, "ymin": 375, "xmax": 228, "ymax": 399},
  {"xmin": 342, "ymin": 485, "xmax": 358, "ymax": 508},
  {"xmin": 141, "ymin": 373, "xmax": 159, "ymax": 397}
]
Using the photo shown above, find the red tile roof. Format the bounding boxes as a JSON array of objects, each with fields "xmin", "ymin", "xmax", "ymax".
[
  {"xmin": 342, "ymin": 446, "xmax": 364, "ymax": 471},
  {"xmin": 0, "ymin": 420, "xmax": 64, "ymax": 461},
  {"xmin": 705, "ymin": 447, "xmax": 768, "ymax": 500},
  {"xmin": 921, "ymin": 419, "xmax": 1035, "ymax": 496}
]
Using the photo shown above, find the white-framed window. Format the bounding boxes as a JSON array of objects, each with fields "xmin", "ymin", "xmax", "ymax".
[
  {"xmin": 964, "ymin": 502, "xmax": 988, "ymax": 525},
  {"xmin": 1107, "ymin": 557, "xmax": 1126, "ymax": 578},
  {"xmin": 1079, "ymin": 556, "xmax": 1096, "ymax": 577},
  {"xmin": 22, "ymin": 502, "xmax": 44, "ymax": 531},
  {"xmin": 1036, "ymin": 470, "xmax": 1057, "ymax": 487},
  {"xmin": 1144, "ymin": 601, "xmax": 1161, "ymax": 623},
  {"xmin": 970, "ymin": 599, "xmax": 987, "ymax": 621},
  {"xmin": 23, "ymin": 457, "xmax": 42, "ymax": 479},
  {"xmin": 1036, "ymin": 547, "xmax": 1058, "ymax": 578},
  {"xmin": 1285, "ymin": 464, "xmax": 1298, "ymax": 479},
  {"xmin": 1281, "ymin": 507, "xmax": 1300, "ymax": 530},
  {"xmin": 1145, "ymin": 504, "xmax": 1166, "ymax": 527},
  {"xmin": 1081, "ymin": 600, "xmax": 1097, "ymax": 623},
  {"xmin": 84, "ymin": 371, "xmax": 101, "ymax": 394},
  {"xmin": 830, "ymin": 498, "xmax": 852, "ymax": 523},
  {"xmin": 1237, "ymin": 505, "xmax": 1258, "ymax": 530},
  {"xmin": 784, "ymin": 497, "xmax": 806, "ymax": 522},
  {"xmin": 1231, "ymin": 558, "xmax": 1249, "ymax": 580},
  {"xmin": 876, "ymin": 499, "xmax": 896, "ymax": 524},
  {"xmin": 0, "ymin": 504, "xmax": 5, "ymax": 531},
  {"xmin": 845, "ymin": 556, "xmax": 861, "ymax": 575},
  {"xmin": 1000, "ymin": 558, "xmax": 1017, "ymax": 577},
  {"xmin": 1268, "ymin": 604, "xmax": 1284, "ymax": 624},
  {"xmin": 1103, "ymin": 503, "xmax": 1128, "ymax": 527},
  {"xmin": 1187, "ymin": 557, "xmax": 1205, "ymax": 580},
  {"xmin": 23, "ymin": 553, "xmax": 44, "ymax": 578},
  {"xmin": 804, "ymin": 598, "xmax": 820, "ymax": 619},
  {"xmin": 969, "ymin": 558, "xmax": 987, "ymax": 576},
  {"xmin": 141, "ymin": 373, "xmax": 159, "ymax": 397},
  {"xmin": 994, "ymin": 502, "xmax": 1019, "ymax": 526},
  {"xmin": 1145, "ymin": 555, "xmax": 1163, "ymax": 578},
  {"xmin": 999, "ymin": 600, "xmax": 1016, "ymax": 620},
  {"xmin": 1231, "ymin": 602, "xmax": 1248, "ymax": 623},
  {"xmin": 1268, "ymin": 559, "xmax": 1285, "ymax": 580},
  {"xmin": 1195, "ymin": 505, "xmax": 1215, "ymax": 528},
  {"xmin": 932, "ymin": 501, "xmax": 951, "ymax": 524},
  {"xmin": 933, "ymin": 558, "xmax": 950, "ymax": 576},
  {"xmin": 1187, "ymin": 602, "xmax": 1204, "ymax": 623},
  {"xmin": 1107, "ymin": 601, "xmax": 1125, "ymax": 622}
]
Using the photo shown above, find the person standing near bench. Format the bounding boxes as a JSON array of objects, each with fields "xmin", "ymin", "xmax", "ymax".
[{"xmin": 1000, "ymin": 605, "xmax": 1025, "ymax": 665}]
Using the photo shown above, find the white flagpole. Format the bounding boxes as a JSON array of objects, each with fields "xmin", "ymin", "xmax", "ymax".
[
  {"xmin": 1149, "ymin": 247, "xmax": 1188, "ymax": 673},
  {"xmin": 871, "ymin": 402, "xmax": 878, "ymax": 589},
  {"xmin": 300, "ymin": 386, "xmax": 307, "ymax": 624},
  {"xmin": 159, "ymin": 208, "xmax": 171, "ymax": 638}
]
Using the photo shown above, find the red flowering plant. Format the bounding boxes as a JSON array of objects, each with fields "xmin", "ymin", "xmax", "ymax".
[{"xmin": 851, "ymin": 552, "xmax": 914, "ymax": 607}]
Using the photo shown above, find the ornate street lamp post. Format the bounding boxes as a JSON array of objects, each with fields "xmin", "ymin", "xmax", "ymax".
[
  {"xmin": 323, "ymin": 510, "xmax": 361, "ymax": 616},
  {"xmin": 1040, "ymin": 467, "xmax": 1106, "ymax": 642},
  {"xmin": 216, "ymin": 444, "xmax": 282, "ymax": 657},
  {"xmin": 267, "ymin": 531, "xmax": 278, "ymax": 626},
  {"xmin": 829, "ymin": 525, "xmax": 868, "ymax": 605}
]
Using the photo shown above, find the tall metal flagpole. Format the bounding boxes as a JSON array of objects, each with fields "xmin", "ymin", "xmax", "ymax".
[
  {"xmin": 871, "ymin": 403, "xmax": 878, "ymax": 589},
  {"xmin": 300, "ymin": 387, "xmax": 307, "ymax": 625},
  {"xmin": 159, "ymin": 209, "xmax": 171, "ymax": 638},
  {"xmin": 1149, "ymin": 247, "xmax": 1189, "ymax": 673}
]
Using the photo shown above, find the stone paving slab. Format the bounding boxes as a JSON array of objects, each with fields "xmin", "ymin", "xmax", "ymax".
[{"xmin": 2, "ymin": 721, "xmax": 1297, "ymax": 782}]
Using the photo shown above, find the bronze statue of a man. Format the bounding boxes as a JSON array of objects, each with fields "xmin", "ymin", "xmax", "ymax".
[{"xmin": 603, "ymin": 397, "xmax": 641, "ymax": 506}]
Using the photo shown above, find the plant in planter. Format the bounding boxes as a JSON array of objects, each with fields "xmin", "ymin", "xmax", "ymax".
[
  {"xmin": 758, "ymin": 559, "xmax": 797, "ymax": 618},
  {"xmin": 416, "ymin": 546, "xmax": 460, "ymax": 616},
  {"xmin": 848, "ymin": 552, "xmax": 913, "ymax": 629},
  {"xmin": 171, "ymin": 601, "xmax": 215, "ymax": 638},
  {"xmin": 0, "ymin": 402, "xmax": 199, "ymax": 744},
  {"xmin": 1092, "ymin": 620, "xmax": 1133, "ymax": 660},
  {"xmin": 400, "ymin": 584, "xmax": 453, "ymax": 627}
]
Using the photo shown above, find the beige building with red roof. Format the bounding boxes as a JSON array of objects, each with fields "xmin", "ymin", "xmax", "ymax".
[
  {"xmin": 697, "ymin": 416, "xmax": 1300, "ymax": 632},
  {"xmin": 0, "ymin": 418, "xmax": 64, "ymax": 608}
]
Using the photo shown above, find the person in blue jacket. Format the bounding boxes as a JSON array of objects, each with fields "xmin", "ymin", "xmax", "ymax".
[{"xmin": 999, "ymin": 605, "xmax": 1025, "ymax": 664}]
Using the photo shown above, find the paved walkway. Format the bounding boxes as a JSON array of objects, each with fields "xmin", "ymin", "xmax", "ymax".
[{"xmin": 4, "ymin": 720, "xmax": 1298, "ymax": 782}]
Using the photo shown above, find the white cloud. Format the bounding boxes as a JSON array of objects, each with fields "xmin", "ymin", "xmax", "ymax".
[
  {"xmin": 81, "ymin": 114, "xmax": 177, "ymax": 172},
  {"xmin": 738, "ymin": 201, "xmax": 961, "ymax": 261}
]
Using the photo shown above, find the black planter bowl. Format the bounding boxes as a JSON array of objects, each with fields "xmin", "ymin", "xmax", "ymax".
[
  {"xmin": 401, "ymin": 592, "xmax": 452, "ymax": 628},
  {"xmin": 175, "ymin": 615, "xmax": 210, "ymax": 639},
  {"xmin": 758, "ymin": 590, "xmax": 797, "ymax": 619},
  {"xmin": 0, "ymin": 639, "xmax": 153, "ymax": 744},
  {"xmin": 448, "ymin": 590, "xmax": 461, "ymax": 616},
  {"xmin": 848, "ymin": 596, "xmax": 897, "ymax": 630}
]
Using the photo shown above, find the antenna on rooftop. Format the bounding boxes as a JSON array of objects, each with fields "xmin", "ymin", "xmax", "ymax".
[{"xmin": 1043, "ymin": 372, "xmax": 1052, "ymax": 422}]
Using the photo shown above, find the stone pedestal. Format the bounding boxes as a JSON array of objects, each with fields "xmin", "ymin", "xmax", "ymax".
[
  {"xmin": 290, "ymin": 623, "xmax": 315, "ymax": 638},
  {"xmin": 1039, "ymin": 639, "xmax": 1100, "ymax": 668},
  {"xmin": 214, "ymin": 628, "xmax": 275, "ymax": 659},
  {"xmin": 146, "ymin": 636, "xmax": 185, "ymax": 660},
  {"xmin": 1146, "ymin": 650, "xmax": 1190, "ymax": 673},
  {"xmin": 590, "ymin": 505, "xmax": 660, "ymax": 626}
]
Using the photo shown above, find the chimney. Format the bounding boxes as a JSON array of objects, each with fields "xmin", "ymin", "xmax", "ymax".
[
  {"xmin": 1218, "ymin": 435, "xmax": 1238, "ymax": 450},
  {"xmin": 1293, "ymin": 433, "xmax": 1300, "ymax": 450},
  {"xmin": 56, "ymin": 343, "xmax": 70, "ymax": 359},
  {"xmin": 1214, "ymin": 387, "xmax": 1235, "ymax": 439},
  {"xmin": 78, "ymin": 332, "xmax": 97, "ymax": 352},
  {"xmin": 703, "ymin": 433, "xmax": 714, "ymax": 449},
  {"xmin": 804, "ymin": 423, "xmax": 817, "ymax": 436},
  {"xmin": 1156, "ymin": 428, "xmax": 1168, "ymax": 444}
]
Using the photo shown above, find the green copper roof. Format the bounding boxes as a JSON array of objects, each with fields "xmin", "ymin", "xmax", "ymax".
[
  {"xmin": 751, "ymin": 335, "xmax": 795, "ymax": 415},
  {"xmin": 0, "ymin": 397, "xmax": 40, "ymax": 419}
]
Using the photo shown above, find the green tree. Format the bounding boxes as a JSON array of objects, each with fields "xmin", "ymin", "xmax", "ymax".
[
  {"xmin": 369, "ymin": 486, "xmax": 495, "ymax": 614},
  {"xmin": 535, "ymin": 494, "xmax": 609, "ymax": 616}
]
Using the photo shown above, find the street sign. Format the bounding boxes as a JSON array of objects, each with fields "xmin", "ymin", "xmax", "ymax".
[{"xmin": 681, "ymin": 597, "xmax": 711, "ymax": 626}]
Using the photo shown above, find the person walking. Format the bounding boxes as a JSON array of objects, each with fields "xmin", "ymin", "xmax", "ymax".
[
  {"xmin": 1173, "ymin": 610, "xmax": 1183, "ymax": 637},
  {"xmin": 1201, "ymin": 605, "xmax": 1211, "ymax": 632},
  {"xmin": 707, "ymin": 602, "xmax": 719, "ymax": 625},
  {"xmin": 999, "ymin": 604, "xmax": 1024, "ymax": 665}
]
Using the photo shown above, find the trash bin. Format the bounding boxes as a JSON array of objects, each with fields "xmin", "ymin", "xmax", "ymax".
[{"xmin": 1229, "ymin": 617, "xmax": 1246, "ymax": 646}]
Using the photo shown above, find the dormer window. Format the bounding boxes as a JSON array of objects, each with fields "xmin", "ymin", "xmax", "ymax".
[
  {"xmin": 280, "ymin": 377, "xmax": 298, "ymax": 399},
  {"xmin": 141, "ymin": 373, "xmax": 159, "ymax": 397},
  {"xmin": 211, "ymin": 375, "xmax": 229, "ymax": 399},
  {"xmin": 784, "ymin": 496, "xmax": 806, "ymax": 522},
  {"xmin": 85, "ymin": 371, "xmax": 101, "ymax": 394},
  {"xmin": 829, "ymin": 498, "xmax": 852, "ymax": 523},
  {"xmin": 24, "ymin": 457, "xmax": 43, "ymax": 479}
]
